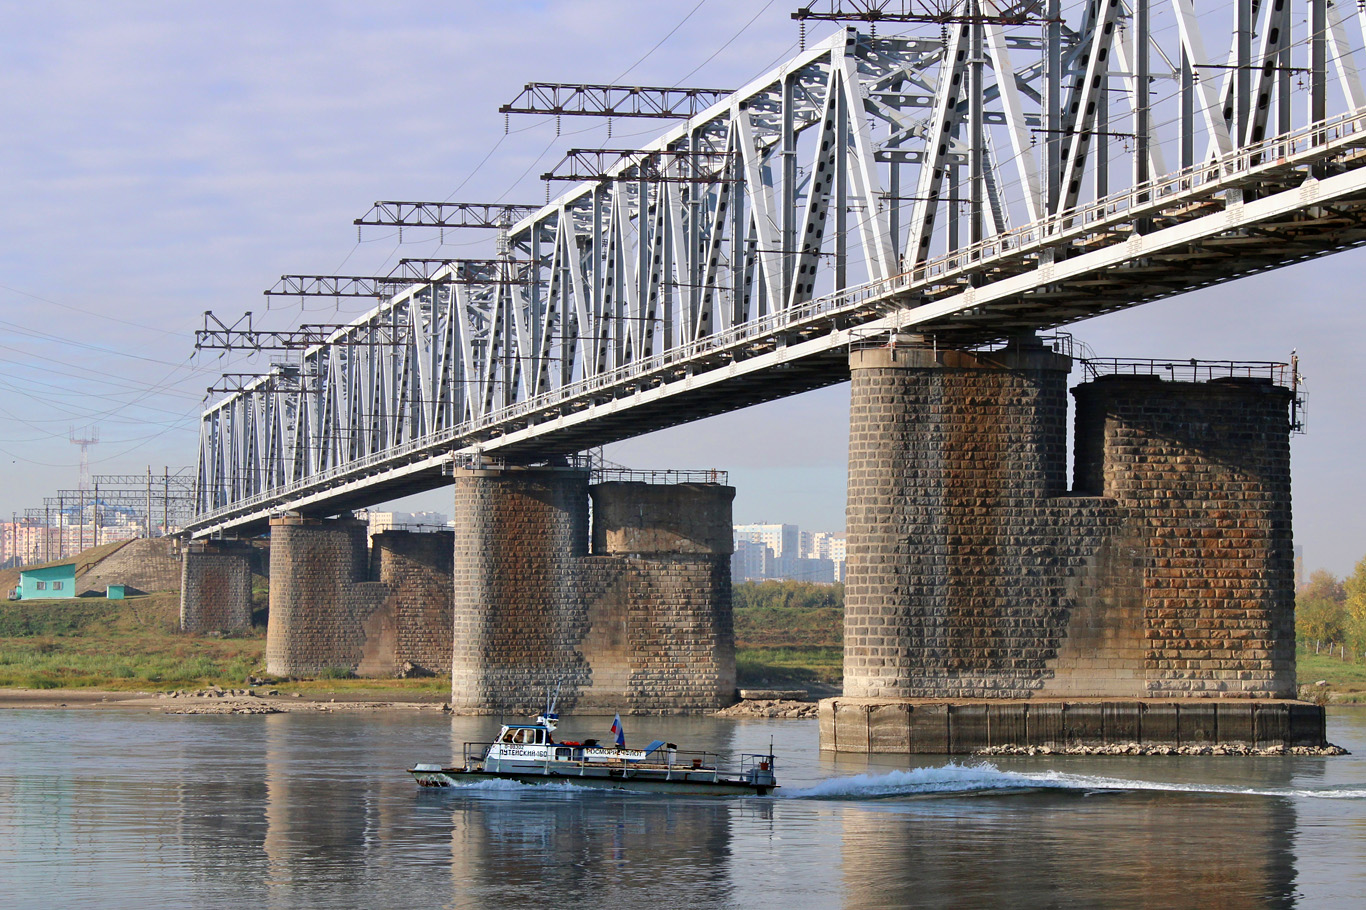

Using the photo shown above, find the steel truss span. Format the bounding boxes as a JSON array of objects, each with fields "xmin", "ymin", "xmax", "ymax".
[{"xmin": 193, "ymin": 3, "xmax": 1366, "ymax": 537}]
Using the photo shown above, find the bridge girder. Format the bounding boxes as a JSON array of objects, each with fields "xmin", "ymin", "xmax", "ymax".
[{"xmin": 191, "ymin": 5, "xmax": 1366, "ymax": 535}]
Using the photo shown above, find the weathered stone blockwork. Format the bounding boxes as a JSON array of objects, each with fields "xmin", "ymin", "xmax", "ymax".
[
  {"xmin": 451, "ymin": 468, "xmax": 592, "ymax": 709},
  {"xmin": 180, "ymin": 540, "xmax": 253, "ymax": 633},
  {"xmin": 85, "ymin": 537, "xmax": 183, "ymax": 595},
  {"xmin": 844, "ymin": 338, "xmax": 1093, "ymax": 698},
  {"xmin": 450, "ymin": 472, "xmax": 735, "ymax": 714},
  {"xmin": 365, "ymin": 530, "xmax": 454, "ymax": 677},
  {"xmin": 843, "ymin": 338, "xmax": 1297, "ymax": 703},
  {"xmin": 266, "ymin": 517, "xmax": 452, "ymax": 677},
  {"xmin": 1074, "ymin": 376, "xmax": 1296, "ymax": 697}
]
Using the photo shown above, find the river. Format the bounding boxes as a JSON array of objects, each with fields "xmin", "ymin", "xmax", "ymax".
[{"xmin": 2, "ymin": 706, "xmax": 1364, "ymax": 908}]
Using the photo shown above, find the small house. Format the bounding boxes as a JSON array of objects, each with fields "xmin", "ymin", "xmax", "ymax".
[{"xmin": 16, "ymin": 564, "xmax": 77, "ymax": 600}]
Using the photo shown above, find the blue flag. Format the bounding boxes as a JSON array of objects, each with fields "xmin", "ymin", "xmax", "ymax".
[{"xmin": 610, "ymin": 713, "xmax": 625, "ymax": 748}]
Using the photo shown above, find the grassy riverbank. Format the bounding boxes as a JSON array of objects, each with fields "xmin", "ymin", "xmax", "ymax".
[
  {"xmin": 1295, "ymin": 651, "xmax": 1366, "ymax": 703},
  {"xmin": 0, "ymin": 593, "xmax": 262, "ymax": 690}
]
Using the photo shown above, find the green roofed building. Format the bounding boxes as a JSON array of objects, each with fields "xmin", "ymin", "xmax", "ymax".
[{"xmin": 15, "ymin": 564, "xmax": 76, "ymax": 600}]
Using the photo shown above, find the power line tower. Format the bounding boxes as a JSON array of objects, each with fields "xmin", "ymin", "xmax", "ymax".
[{"xmin": 69, "ymin": 426, "xmax": 100, "ymax": 491}]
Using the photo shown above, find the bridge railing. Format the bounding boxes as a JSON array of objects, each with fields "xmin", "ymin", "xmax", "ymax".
[
  {"xmin": 592, "ymin": 468, "xmax": 728, "ymax": 485},
  {"xmin": 1079, "ymin": 359, "xmax": 1293, "ymax": 385},
  {"xmin": 896, "ymin": 106, "xmax": 1366, "ymax": 294}
]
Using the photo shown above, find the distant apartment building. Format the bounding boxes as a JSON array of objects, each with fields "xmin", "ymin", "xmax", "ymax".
[
  {"xmin": 733, "ymin": 523, "xmax": 797, "ymax": 578},
  {"xmin": 731, "ymin": 538, "xmax": 772, "ymax": 582},
  {"xmin": 733, "ymin": 523, "xmax": 845, "ymax": 584},
  {"xmin": 2, "ymin": 513, "xmax": 144, "ymax": 568}
]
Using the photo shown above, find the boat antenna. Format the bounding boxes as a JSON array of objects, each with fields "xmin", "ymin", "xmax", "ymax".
[{"xmin": 548, "ymin": 677, "xmax": 562, "ymax": 717}]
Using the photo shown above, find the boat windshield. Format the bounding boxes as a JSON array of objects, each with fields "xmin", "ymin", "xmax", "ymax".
[{"xmin": 500, "ymin": 727, "xmax": 547, "ymax": 745}]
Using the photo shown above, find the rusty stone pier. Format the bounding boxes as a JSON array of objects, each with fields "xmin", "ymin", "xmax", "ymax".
[
  {"xmin": 451, "ymin": 467, "xmax": 735, "ymax": 714},
  {"xmin": 264, "ymin": 516, "xmax": 454, "ymax": 678},
  {"xmin": 825, "ymin": 334, "xmax": 1325, "ymax": 752}
]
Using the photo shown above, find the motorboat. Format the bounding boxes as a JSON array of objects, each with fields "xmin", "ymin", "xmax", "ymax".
[{"xmin": 409, "ymin": 711, "xmax": 778, "ymax": 796}]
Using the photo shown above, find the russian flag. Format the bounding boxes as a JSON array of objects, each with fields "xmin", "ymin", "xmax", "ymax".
[{"xmin": 611, "ymin": 713, "xmax": 625, "ymax": 748}]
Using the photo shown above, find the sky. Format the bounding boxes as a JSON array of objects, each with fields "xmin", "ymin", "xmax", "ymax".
[{"xmin": 0, "ymin": 1, "xmax": 1362, "ymax": 576}]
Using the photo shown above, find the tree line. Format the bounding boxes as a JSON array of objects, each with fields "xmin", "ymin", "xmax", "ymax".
[
  {"xmin": 1297, "ymin": 557, "xmax": 1366, "ymax": 656},
  {"xmin": 733, "ymin": 579, "xmax": 844, "ymax": 612}
]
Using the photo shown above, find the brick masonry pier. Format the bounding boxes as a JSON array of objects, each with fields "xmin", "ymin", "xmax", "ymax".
[
  {"xmin": 831, "ymin": 335, "xmax": 1323, "ymax": 752},
  {"xmin": 450, "ymin": 467, "xmax": 734, "ymax": 714},
  {"xmin": 265, "ymin": 516, "xmax": 452, "ymax": 677},
  {"xmin": 180, "ymin": 539, "xmax": 253, "ymax": 633}
]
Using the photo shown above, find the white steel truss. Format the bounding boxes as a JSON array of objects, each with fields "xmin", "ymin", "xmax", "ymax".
[{"xmin": 193, "ymin": 3, "xmax": 1366, "ymax": 536}]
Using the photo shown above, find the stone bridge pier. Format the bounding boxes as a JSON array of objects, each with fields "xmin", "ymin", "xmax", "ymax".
[
  {"xmin": 826, "ymin": 333, "xmax": 1323, "ymax": 752},
  {"xmin": 264, "ymin": 516, "xmax": 453, "ymax": 678},
  {"xmin": 450, "ymin": 466, "xmax": 735, "ymax": 714},
  {"xmin": 180, "ymin": 538, "xmax": 255, "ymax": 633}
]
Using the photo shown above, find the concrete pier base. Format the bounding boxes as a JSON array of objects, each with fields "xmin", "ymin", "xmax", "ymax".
[{"xmin": 819, "ymin": 698, "xmax": 1328, "ymax": 753}]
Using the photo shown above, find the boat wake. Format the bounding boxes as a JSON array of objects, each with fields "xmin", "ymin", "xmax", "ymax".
[{"xmin": 780, "ymin": 762, "xmax": 1366, "ymax": 801}]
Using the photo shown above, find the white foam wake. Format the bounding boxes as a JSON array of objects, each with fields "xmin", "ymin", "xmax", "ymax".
[{"xmin": 780, "ymin": 762, "xmax": 1366, "ymax": 801}]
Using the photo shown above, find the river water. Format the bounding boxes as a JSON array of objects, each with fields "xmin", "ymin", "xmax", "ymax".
[{"xmin": 2, "ymin": 706, "xmax": 1364, "ymax": 909}]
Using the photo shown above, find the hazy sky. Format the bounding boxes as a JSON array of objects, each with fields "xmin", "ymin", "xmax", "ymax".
[{"xmin": 1, "ymin": 1, "xmax": 1362, "ymax": 576}]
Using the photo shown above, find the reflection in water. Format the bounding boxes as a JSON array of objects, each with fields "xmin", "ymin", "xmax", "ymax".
[
  {"xmin": 431, "ymin": 790, "xmax": 733, "ymax": 905},
  {"xmin": 838, "ymin": 790, "xmax": 1297, "ymax": 909},
  {"xmin": 0, "ymin": 709, "xmax": 1363, "ymax": 909}
]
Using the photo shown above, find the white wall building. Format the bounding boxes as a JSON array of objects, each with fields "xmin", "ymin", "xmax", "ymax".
[{"xmin": 360, "ymin": 511, "xmax": 449, "ymax": 545}]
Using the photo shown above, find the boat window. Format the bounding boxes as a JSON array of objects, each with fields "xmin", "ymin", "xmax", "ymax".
[
  {"xmin": 500, "ymin": 729, "xmax": 516, "ymax": 743},
  {"xmin": 514, "ymin": 729, "xmax": 534, "ymax": 745}
]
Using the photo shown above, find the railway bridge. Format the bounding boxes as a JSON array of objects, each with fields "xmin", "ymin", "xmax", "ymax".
[{"xmin": 181, "ymin": 3, "xmax": 1363, "ymax": 737}]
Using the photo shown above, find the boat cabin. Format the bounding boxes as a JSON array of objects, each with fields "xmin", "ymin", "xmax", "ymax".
[{"xmin": 498, "ymin": 725, "xmax": 553, "ymax": 746}]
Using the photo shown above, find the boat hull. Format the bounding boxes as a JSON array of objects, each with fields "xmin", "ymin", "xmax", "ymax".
[{"xmin": 410, "ymin": 767, "xmax": 775, "ymax": 797}]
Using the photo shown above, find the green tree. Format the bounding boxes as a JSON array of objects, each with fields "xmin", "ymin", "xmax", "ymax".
[
  {"xmin": 1344, "ymin": 557, "xmax": 1366, "ymax": 651},
  {"xmin": 1296, "ymin": 569, "xmax": 1346, "ymax": 645}
]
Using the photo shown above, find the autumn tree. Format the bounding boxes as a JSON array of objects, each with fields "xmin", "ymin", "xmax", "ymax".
[
  {"xmin": 1296, "ymin": 568, "xmax": 1346, "ymax": 645},
  {"xmin": 1345, "ymin": 557, "xmax": 1366, "ymax": 651}
]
